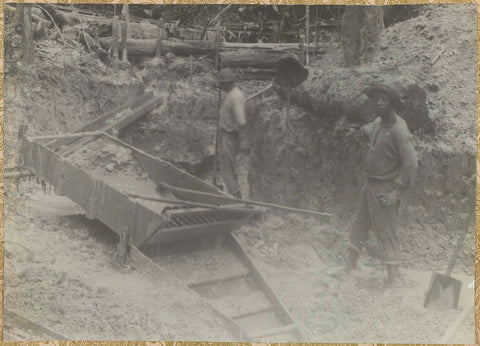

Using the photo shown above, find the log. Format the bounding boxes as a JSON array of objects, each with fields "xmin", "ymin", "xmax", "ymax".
[
  {"xmin": 220, "ymin": 49, "xmax": 297, "ymax": 69},
  {"xmin": 238, "ymin": 68, "xmax": 275, "ymax": 81},
  {"xmin": 99, "ymin": 37, "xmax": 215, "ymax": 57},
  {"xmin": 98, "ymin": 37, "xmax": 333, "ymax": 57}
]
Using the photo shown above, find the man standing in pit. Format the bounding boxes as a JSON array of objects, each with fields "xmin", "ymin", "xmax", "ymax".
[
  {"xmin": 216, "ymin": 68, "xmax": 246, "ymax": 199},
  {"xmin": 332, "ymin": 83, "xmax": 418, "ymax": 285}
]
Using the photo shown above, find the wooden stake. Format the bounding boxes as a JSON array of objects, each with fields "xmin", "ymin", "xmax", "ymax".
[
  {"xmin": 214, "ymin": 17, "xmax": 222, "ymax": 70},
  {"xmin": 155, "ymin": 18, "xmax": 164, "ymax": 57},
  {"xmin": 121, "ymin": 4, "xmax": 129, "ymax": 63},
  {"xmin": 111, "ymin": 15, "xmax": 119, "ymax": 69},
  {"xmin": 188, "ymin": 55, "xmax": 194, "ymax": 84},
  {"xmin": 305, "ymin": 5, "xmax": 310, "ymax": 66}
]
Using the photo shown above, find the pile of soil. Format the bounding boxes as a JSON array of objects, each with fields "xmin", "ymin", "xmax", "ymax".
[
  {"xmin": 5, "ymin": 38, "xmax": 143, "ymax": 170},
  {"xmin": 65, "ymin": 137, "xmax": 150, "ymax": 181}
]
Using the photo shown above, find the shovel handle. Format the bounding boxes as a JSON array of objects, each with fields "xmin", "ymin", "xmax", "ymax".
[{"xmin": 445, "ymin": 214, "xmax": 472, "ymax": 276}]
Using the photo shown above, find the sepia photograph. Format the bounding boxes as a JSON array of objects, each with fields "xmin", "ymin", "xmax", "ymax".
[{"xmin": 3, "ymin": 2, "xmax": 477, "ymax": 343}]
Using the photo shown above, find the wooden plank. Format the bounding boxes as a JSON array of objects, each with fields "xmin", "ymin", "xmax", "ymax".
[
  {"xmin": 4, "ymin": 308, "xmax": 67, "ymax": 341},
  {"xmin": 47, "ymin": 91, "xmax": 151, "ymax": 151},
  {"xmin": 105, "ymin": 95, "xmax": 163, "ymax": 134},
  {"xmin": 227, "ymin": 233, "xmax": 304, "ymax": 341},
  {"xmin": 129, "ymin": 245, "xmax": 251, "ymax": 341},
  {"xmin": 230, "ymin": 306, "xmax": 274, "ymax": 321},
  {"xmin": 188, "ymin": 270, "xmax": 251, "ymax": 288},
  {"xmin": 127, "ymin": 193, "xmax": 262, "ymax": 214},
  {"xmin": 57, "ymin": 93, "xmax": 156, "ymax": 157},
  {"xmin": 249, "ymin": 324, "xmax": 298, "ymax": 339},
  {"xmin": 31, "ymin": 131, "xmax": 102, "ymax": 141}
]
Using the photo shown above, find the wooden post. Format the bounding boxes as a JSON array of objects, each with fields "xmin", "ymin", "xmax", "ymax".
[
  {"xmin": 298, "ymin": 40, "xmax": 305, "ymax": 65},
  {"xmin": 111, "ymin": 15, "xmax": 119, "ymax": 69},
  {"xmin": 21, "ymin": 4, "xmax": 34, "ymax": 66},
  {"xmin": 155, "ymin": 18, "xmax": 165, "ymax": 57},
  {"xmin": 305, "ymin": 5, "xmax": 310, "ymax": 66},
  {"xmin": 314, "ymin": 6, "xmax": 319, "ymax": 60},
  {"xmin": 214, "ymin": 17, "xmax": 222, "ymax": 70},
  {"xmin": 188, "ymin": 55, "xmax": 194, "ymax": 84},
  {"xmin": 122, "ymin": 4, "xmax": 129, "ymax": 63}
]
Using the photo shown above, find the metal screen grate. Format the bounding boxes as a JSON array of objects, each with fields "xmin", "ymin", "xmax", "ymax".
[{"xmin": 165, "ymin": 211, "xmax": 241, "ymax": 228}]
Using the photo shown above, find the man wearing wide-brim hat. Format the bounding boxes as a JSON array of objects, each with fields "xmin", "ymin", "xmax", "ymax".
[{"xmin": 331, "ymin": 83, "xmax": 418, "ymax": 285}]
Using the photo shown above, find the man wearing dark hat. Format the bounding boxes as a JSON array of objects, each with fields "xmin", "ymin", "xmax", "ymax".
[
  {"xmin": 334, "ymin": 83, "xmax": 418, "ymax": 285},
  {"xmin": 216, "ymin": 68, "xmax": 246, "ymax": 198}
]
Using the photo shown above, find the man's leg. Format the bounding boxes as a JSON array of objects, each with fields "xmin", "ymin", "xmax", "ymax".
[
  {"xmin": 218, "ymin": 131, "xmax": 241, "ymax": 198},
  {"xmin": 327, "ymin": 185, "xmax": 370, "ymax": 277},
  {"xmin": 367, "ymin": 184, "xmax": 402, "ymax": 284}
]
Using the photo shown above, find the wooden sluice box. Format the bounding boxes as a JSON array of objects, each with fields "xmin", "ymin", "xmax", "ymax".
[{"xmin": 21, "ymin": 132, "xmax": 261, "ymax": 248}]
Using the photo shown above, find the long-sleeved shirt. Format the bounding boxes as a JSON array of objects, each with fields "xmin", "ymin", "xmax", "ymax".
[
  {"xmin": 364, "ymin": 115, "xmax": 418, "ymax": 187},
  {"xmin": 219, "ymin": 86, "xmax": 246, "ymax": 133}
]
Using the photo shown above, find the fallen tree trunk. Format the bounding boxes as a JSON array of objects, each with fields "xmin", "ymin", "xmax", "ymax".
[
  {"xmin": 99, "ymin": 37, "xmax": 215, "ymax": 56},
  {"xmin": 99, "ymin": 37, "xmax": 322, "ymax": 63},
  {"xmin": 220, "ymin": 49, "xmax": 297, "ymax": 69}
]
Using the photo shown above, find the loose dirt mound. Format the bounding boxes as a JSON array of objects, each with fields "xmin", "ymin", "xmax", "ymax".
[{"xmin": 5, "ymin": 39, "xmax": 143, "ymax": 170}]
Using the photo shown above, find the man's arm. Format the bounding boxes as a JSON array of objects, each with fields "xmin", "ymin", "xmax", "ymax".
[{"xmin": 394, "ymin": 125, "xmax": 418, "ymax": 189}]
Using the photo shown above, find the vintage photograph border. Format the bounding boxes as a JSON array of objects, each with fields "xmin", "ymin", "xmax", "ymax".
[{"xmin": 0, "ymin": 0, "xmax": 478, "ymax": 344}]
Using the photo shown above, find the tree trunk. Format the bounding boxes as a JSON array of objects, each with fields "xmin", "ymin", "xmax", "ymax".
[
  {"xmin": 99, "ymin": 37, "xmax": 216, "ymax": 57},
  {"xmin": 220, "ymin": 49, "xmax": 298, "ymax": 69},
  {"xmin": 21, "ymin": 4, "xmax": 34, "ymax": 66}
]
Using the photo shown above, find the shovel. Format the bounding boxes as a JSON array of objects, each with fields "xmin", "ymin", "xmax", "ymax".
[{"xmin": 424, "ymin": 221, "xmax": 470, "ymax": 311}]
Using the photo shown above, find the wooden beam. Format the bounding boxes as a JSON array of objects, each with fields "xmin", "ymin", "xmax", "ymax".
[
  {"xmin": 126, "ymin": 192, "xmax": 262, "ymax": 214},
  {"xmin": 104, "ymin": 95, "xmax": 163, "ymax": 134},
  {"xmin": 188, "ymin": 270, "xmax": 250, "ymax": 288},
  {"xmin": 30, "ymin": 131, "xmax": 102, "ymax": 141},
  {"xmin": 47, "ymin": 91, "xmax": 152, "ymax": 151},
  {"xmin": 230, "ymin": 306, "xmax": 274, "ymax": 321},
  {"xmin": 157, "ymin": 182, "xmax": 333, "ymax": 217},
  {"xmin": 227, "ymin": 233, "xmax": 304, "ymax": 341},
  {"xmin": 249, "ymin": 323, "xmax": 298, "ymax": 339},
  {"xmin": 4, "ymin": 308, "xmax": 67, "ymax": 340}
]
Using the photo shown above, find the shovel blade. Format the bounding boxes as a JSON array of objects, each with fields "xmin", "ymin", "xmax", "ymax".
[{"xmin": 424, "ymin": 272, "xmax": 462, "ymax": 311}]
